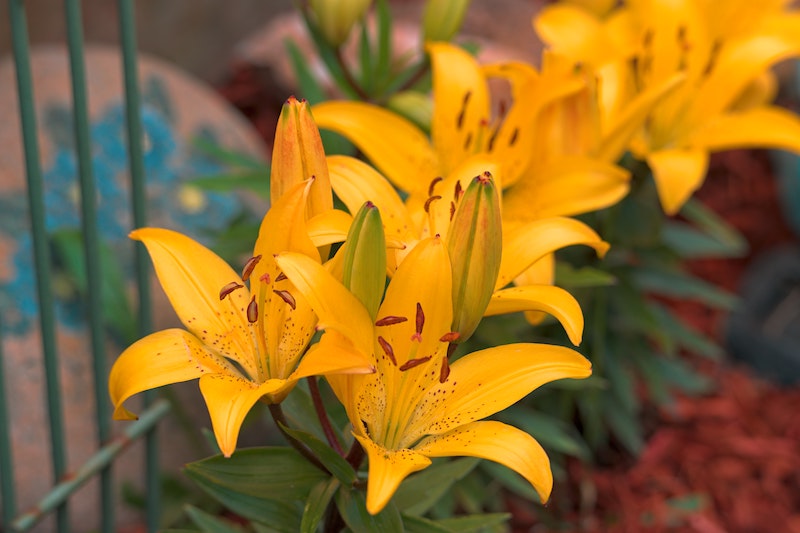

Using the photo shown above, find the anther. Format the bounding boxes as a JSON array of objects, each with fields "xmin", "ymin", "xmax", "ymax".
[
  {"xmin": 439, "ymin": 331, "xmax": 460, "ymax": 343},
  {"xmin": 375, "ymin": 316, "xmax": 408, "ymax": 327},
  {"xmin": 377, "ymin": 336, "xmax": 397, "ymax": 365},
  {"xmin": 275, "ymin": 272, "xmax": 288, "ymax": 282},
  {"xmin": 439, "ymin": 356, "xmax": 451, "ymax": 383},
  {"xmin": 273, "ymin": 289, "xmax": 296, "ymax": 310},
  {"xmin": 399, "ymin": 356, "xmax": 432, "ymax": 371},
  {"xmin": 449, "ymin": 201, "xmax": 456, "ymax": 221},
  {"xmin": 411, "ymin": 302, "xmax": 425, "ymax": 342},
  {"xmin": 463, "ymin": 132, "xmax": 473, "ymax": 151},
  {"xmin": 247, "ymin": 296, "xmax": 258, "ymax": 323},
  {"xmin": 424, "ymin": 195, "xmax": 441, "ymax": 214},
  {"xmin": 454, "ymin": 181, "xmax": 463, "ymax": 201},
  {"xmin": 241, "ymin": 255, "xmax": 262, "ymax": 281},
  {"xmin": 456, "ymin": 91, "xmax": 471, "ymax": 129},
  {"xmin": 508, "ymin": 127, "xmax": 519, "ymax": 147},
  {"xmin": 219, "ymin": 281, "xmax": 244, "ymax": 300},
  {"xmin": 428, "ymin": 176, "xmax": 443, "ymax": 197}
]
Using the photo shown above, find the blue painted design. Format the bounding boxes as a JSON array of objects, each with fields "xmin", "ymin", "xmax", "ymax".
[{"xmin": 0, "ymin": 75, "xmax": 256, "ymax": 336}]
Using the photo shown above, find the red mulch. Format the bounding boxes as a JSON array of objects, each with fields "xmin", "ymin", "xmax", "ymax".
[{"xmin": 217, "ymin": 64, "xmax": 800, "ymax": 532}]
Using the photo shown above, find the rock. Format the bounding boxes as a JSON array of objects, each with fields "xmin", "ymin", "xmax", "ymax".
[{"xmin": 0, "ymin": 45, "xmax": 266, "ymax": 531}]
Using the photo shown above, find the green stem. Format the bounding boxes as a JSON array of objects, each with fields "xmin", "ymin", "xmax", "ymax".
[
  {"xmin": 345, "ymin": 438, "xmax": 365, "ymax": 471},
  {"xmin": 268, "ymin": 403, "xmax": 330, "ymax": 474},
  {"xmin": 335, "ymin": 47, "xmax": 371, "ymax": 101},
  {"xmin": 308, "ymin": 376, "xmax": 345, "ymax": 456}
]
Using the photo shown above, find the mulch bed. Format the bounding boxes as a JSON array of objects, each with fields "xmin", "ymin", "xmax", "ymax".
[{"xmin": 218, "ymin": 64, "xmax": 800, "ymax": 533}]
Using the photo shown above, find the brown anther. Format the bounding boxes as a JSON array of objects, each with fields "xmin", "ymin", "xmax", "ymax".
[
  {"xmin": 428, "ymin": 176, "xmax": 443, "ymax": 197},
  {"xmin": 449, "ymin": 201, "xmax": 456, "ymax": 221},
  {"xmin": 219, "ymin": 281, "xmax": 244, "ymax": 300},
  {"xmin": 424, "ymin": 195, "xmax": 441, "ymax": 214},
  {"xmin": 487, "ymin": 128, "xmax": 500, "ymax": 152},
  {"xmin": 241, "ymin": 255, "xmax": 262, "ymax": 282},
  {"xmin": 399, "ymin": 356, "xmax": 432, "ymax": 371},
  {"xmin": 508, "ymin": 127, "xmax": 519, "ymax": 147},
  {"xmin": 439, "ymin": 331, "xmax": 460, "ymax": 343},
  {"xmin": 439, "ymin": 355, "xmax": 451, "ymax": 383},
  {"xmin": 273, "ymin": 289, "xmax": 296, "ymax": 310},
  {"xmin": 375, "ymin": 315, "xmax": 408, "ymax": 327},
  {"xmin": 463, "ymin": 132, "xmax": 473, "ymax": 151},
  {"xmin": 247, "ymin": 296, "xmax": 258, "ymax": 323},
  {"xmin": 456, "ymin": 91, "xmax": 472, "ymax": 129},
  {"xmin": 415, "ymin": 302, "xmax": 425, "ymax": 336},
  {"xmin": 454, "ymin": 180, "xmax": 463, "ymax": 201},
  {"xmin": 377, "ymin": 336, "xmax": 397, "ymax": 365},
  {"xmin": 275, "ymin": 271, "xmax": 288, "ymax": 282}
]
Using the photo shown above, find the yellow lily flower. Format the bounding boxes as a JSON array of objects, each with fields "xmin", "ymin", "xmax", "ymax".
[
  {"xmin": 275, "ymin": 237, "xmax": 592, "ymax": 514},
  {"xmin": 108, "ymin": 181, "xmax": 374, "ymax": 457},
  {"xmin": 536, "ymin": 0, "xmax": 800, "ymax": 214}
]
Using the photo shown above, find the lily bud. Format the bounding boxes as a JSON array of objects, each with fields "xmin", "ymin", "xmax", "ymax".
[
  {"xmin": 271, "ymin": 96, "xmax": 333, "ymax": 218},
  {"xmin": 310, "ymin": 0, "xmax": 373, "ymax": 48},
  {"xmin": 387, "ymin": 91, "xmax": 433, "ymax": 132},
  {"xmin": 447, "ymin": 172, "xmax": 501, "ymax": 342},
  {"xmin": 422, "ymin": 0, "xmax": 471, "ymax": 42},
  {"xmin": 341, "ymin": 201, "xmax": 387, "ymax": 320}
]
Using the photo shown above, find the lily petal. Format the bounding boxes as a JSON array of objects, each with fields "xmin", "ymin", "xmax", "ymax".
[
  {"xmin": 415, "ymin": 420, "xmax": 553, "ymax": 504},
  {"xmin": 355, "ymin": 434, "xmax": 432, "ymax": 515},
  {"xmin": 428, "ymin": 42, "xmax": 491, "ymax": 175},
  {"xmin": 199, "ymin": 374, "xmax": 288, "ymax": 457},
  {"xmin": 307, "ymin": 208, "xmax": 353, "ymax": 247},
  {"xmin": 486, "ymin": 285, "xmax": 584, "ymax": 345},
  {"xmin": 291, "ymin": 330, "xmax": 375, "ymax": 380},
  {"xmin": 646, "ymin": 148, "xmax": 709, "ymax": 215},
  {"xmin": 496, "ymin": 218, "xmax": 609, "ymax": 289},
  {"xmin": 109, "ymin": 328, "xmax": 237, "ymax": 420},
  {"xmin": 130, "ymin": 228, "xmax": 257, "ymax": 378},
  {"xmin": 413, "ymin": 344, "xmax": 591, "ymax": 438},
  {"xmin": 689, "ymin": 106, "xmax": 800, "ymax": 154},
  {"xmin": 313, "ymin": 101, "xmax": 439, "ymax": 193}
]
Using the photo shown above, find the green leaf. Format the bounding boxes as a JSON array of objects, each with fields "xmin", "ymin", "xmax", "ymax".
[
  {"xmin": 299, "ymin": 8, "xmax": 360, "ymax": 99},
  {"xmin": 280, "ymin": 425, "xmax": 357, "ymax": 486},
  {"xmin": 671, "ymin": 198, "xmax": 748, "ymax": 258},
  {"xmin": 185, "ymin": 505, "xmax": 246, "ymax": 533},
  {"xmin": 610, "ymin": 280, "xmax": 674, "ymax": 355},
  {"xmin": 375, "ymin": 0, "xmax": 393, "ymax": 90},
  {"xmin": 648, "ymin": 303, "xmax": 724, "ymax": 359},
  {"xmin": 336, "ymin": 487, "xmax": 404, "ymax": 533},
  {"xmin": 281, "ymin": 383, "xmax": 330, "ymax": 443},
  {"xmin": 192, "ymin": 137, "xmax": 264, "ymax": 169},
  {"xmin": 301, "ymin": 478, "xmax": 340, "ymax": 533},
  {"xmin": 392, "ymin": 457, "xmax": 480, "ymax": 515},
  {"xmin": 435, "ymin": 513, "xmax": 512, "ymax": 532},
  {"xmin": 652, "ymin": 356, "xmax": 712, "ymax": 395},
  {"xmin": 632, "ymin": 268, "xmax": 739, "ymax": 309},
  {"xmin": 358, "ymin": 21, "xmax": 375, "ymax": 95},
  {"xmin": 285, "ymin": 39, "xmax": 327, "ymax": 105},
  {"xmin": 479, "ymin": 461, "xmax": 538, "ymax": 501},
  {"xmin": 602, "ymin": 395, "xmax": 644, "ymax": 455},
  {"xmin": 603, "ymin": 338, "xmax": 640, "ymax": 414},
  {"xmin": 184, "ymin": 447, "xmax": 328, "ymax": 501},
  {"xmin": 190, "ymin": 172, "xmax": 269, "ymax": 196},
  {"xmin": 497, "ymin": 406, "xmax": 590, "ymax": 460},
  {"xmin": 555, "ymin": 262, "xmax": 618, "ymax": 288},
  {"xmin": 402, "ymin": 514, "xmax": 453, "ymax": 533}
]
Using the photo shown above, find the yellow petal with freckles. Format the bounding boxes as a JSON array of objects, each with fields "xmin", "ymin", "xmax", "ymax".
[
  {"xmin": 199, "ymin": 374, "xmax": 288, "ymax": 457},
  {"xmin": 415, "ymin": 420, "xmax": 553, "ymax": 504},
  {"xmin": 647, "ymin": 148, "xmax": 709, "ymax": 216},
  {"xmin": 307, "ymin": 208, "xmax": 353, "ymax": 247},
  {"xmin": 688, "ymin": 106, "xmax": 800, "ymax": 154},
  {"xmin": 496, "ymin": 218, "xmax": 608, "ymax": 290},
  {"xmin": 486, "ymin": 285, "xmax": 584, "ymax": 345},
  {"xmin": 355, "ymin": 434, "xmax": 431, "ymax": 515},
  {"xmin": 274, "ymin": 252, "xmax": 374, "ymax": 355},
  {"xmin": 428, "ymin": 42, "xmax": 491, "ymax": 175},
  {"xmin": 109, "ymin": 328, "xmax": 237, "ymax": 420},
  {"xmin": 130, "ymin": 228, "xmax": 256, "ymax": 378},
  {"xmin": 414, "ymin": 344, "xmax": 591, "ymax": 438},
  {"xmin": 313, "ymin": 101, "xmax": 439, "ymax": 193}
]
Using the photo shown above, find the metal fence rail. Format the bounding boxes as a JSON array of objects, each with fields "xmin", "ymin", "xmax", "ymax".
[{"xmin": 2, "ymin": 0, "xmax": 168, "ymax": 531}]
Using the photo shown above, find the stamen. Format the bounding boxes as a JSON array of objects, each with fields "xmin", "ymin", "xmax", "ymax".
[
  {"xmin": 247, "ymin": 296, "xmax": 258, "ymax": 323},
  {"xmin": 377, "ymin": 336, "xmax": 397, "ymax": 365},
  {"xmin": 411, "ymin": 302, "xmax": 425, "ymax": 342},
  {"xmin": 399, "ymin": 356, "xmax": 432, "ymax": 371},
  {"xmin": 424, "ymin": 195, "xmax": 441, "ymax": 214},
  {"xmin": 241, "ymin": 255, "xmax": 262, "ymax": 281},
  {"xmin": 428, "ymin": 176, "xmax": 443, "ymax": 197},
  {"xmin": 449, "ymin": 201, "xmax": 456, "ymax": 221},
  {"xmin": 375, "ymin": 315, "xmax": 408, "ymax": 326},
  {"xmin": 454, "ymin": 180, "xmax": 463, "ymax": 201},
  {"xmin": 273, "ymin": 289, "xmax": 296, "ymax": 310},
  {"xmin": 439, "ymin": 331, "xmax": 460, "ymax": 343},
  {"xmin": 463, "ymin": 132, "xmax": 473, "ymax": 151},
  {"xmin": 219, "ymin": 281, "xmax": 244, "ymax": 300},
  {"xmin": 275, "ymin": 272, "xmax": 288, "ymax": 282},
  {"xmin": 508, "ymin": 127, "xmax": 519, "ymax": 147},
  {"xmin": 456, "ymin": 91, "xmax": 472, "ymax": 129},
  {"xmin": 439, "ymin": 355, "xmax": 451, "ymax": 383}
]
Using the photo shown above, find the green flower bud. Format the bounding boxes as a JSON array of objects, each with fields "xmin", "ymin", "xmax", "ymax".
[
  {"xmin": 342, "ymin": 201, "xmax": 387, "ymax": 319},
  {"xmin": 422, "ymin": 0, "xmax": 471, "ymax": 42},
  {"xmin": 447, "ymin": 171, "xmax": 501, "ymax": 342},
  {"xmin": 310, "ymin": 0, "xmax": 373, "ymax": 47},
  {"xmin": 386, "ymin": 91, "xmax": 433, "ymax": 133}
]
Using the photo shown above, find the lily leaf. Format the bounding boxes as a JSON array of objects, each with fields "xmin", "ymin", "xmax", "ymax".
[
  {"xmin": 336, "ymin": 487, "xmax": 404, "ymax": 533},
  {"xmin": 392, "ymin": 457, "xmax": 480, "ymax": 515},
  {"xmin": 301, "ymin": 478, "xmax": 340, "ymax": 533},
  {"xmin": 280, "ymin": 425, "xmax": 357, "ymax": 486},
  {"xmin": 648, "ymin": 302, "xmax": 724, "ymax": 359},
  {"xmin": 602, "ymin": 395, "xmax": 644, "ymax": 455},
  {"xmin": 184, "ymin": 505, "xmax": 246, "ymax": 533},
  {"xmin": 555, "ymin": 262, "xmax": 617, "ymax": 288},
  {"xmin": 435, "ymin": 513, "xmax": 512, "ymax": 532},
  {"xmin": 666, "ymin": 197, "xmax": 748, "ymax": 258},
  {"xmin": 285, "ymin": 38, "xmax": 327, "ymax": 105},
  {"xmin": 497, "ymin": 406, "xmax": 590, "ymax": 460},
  {"xmin": 402, "ymin": 514, "xmax": 453, "ymax": 533},
  {"xmin": 632, "ymin": 268, "xmax": 739, "ymax": 309}
]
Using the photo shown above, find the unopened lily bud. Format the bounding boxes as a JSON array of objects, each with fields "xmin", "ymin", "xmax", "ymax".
[
  {"xmin": 271, "ymin": 96, "xmax": 333, "ymax": 218},
  {"xmin": 447, "ymin": 172, "xmax": 501, "ymax": 342},
  {"xmin": 422, "ymin": 0, "xmax": 471, "ymax": 42},
  {"xmin": 310, "ymin": 0, "xmax": 373, "ymax": 48},
  {"xmin": 342, "ymin": 201, "xmax": 387, "ymax": 320},
  {"xmin": 387, "ymin": 91, "xmax": 433, "ymax": 132}
]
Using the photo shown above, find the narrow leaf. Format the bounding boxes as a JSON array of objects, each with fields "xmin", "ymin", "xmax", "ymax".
[
  {"xmin": 336, "ymin": 487, "xmax": 404, "ymax": 533},
  {"xmin": 301, "ymin": 478, "xmax": 340, "ymax": 533},
  {"xmin": 280, "ymin": 425, "xmax": 357, "ymax": 486},
  {"xmin": 392, "ymin": 457, "xmax": 480, "ymax": 515},
  {"xmin": 285, "ymin": 39, "xmax": 327, "ymax": 105},
  {"xmin": 185, "ymin": 505, "xmax": 246, "ymax": 533}
]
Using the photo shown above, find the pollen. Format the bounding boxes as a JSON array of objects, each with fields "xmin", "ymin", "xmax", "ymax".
[
  {"xmin": 439, "ymin": 331, "xmax": 460, "ymax": 343},
  {"xmin": 241, "ymin": 255, "xmax": 262, "ymax": 282},
  {"xmin": 273, "ymin": 289, "xmax": 296, "ymax": 310},
  {"xmin": 219, "ymin": 281, "xmax": 244, "ymax": 300}
]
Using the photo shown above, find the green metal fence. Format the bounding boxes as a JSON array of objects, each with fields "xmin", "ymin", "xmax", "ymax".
[{"xmin": 2, "ymin": 1, "xmax": 169, "ymax": 530}]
